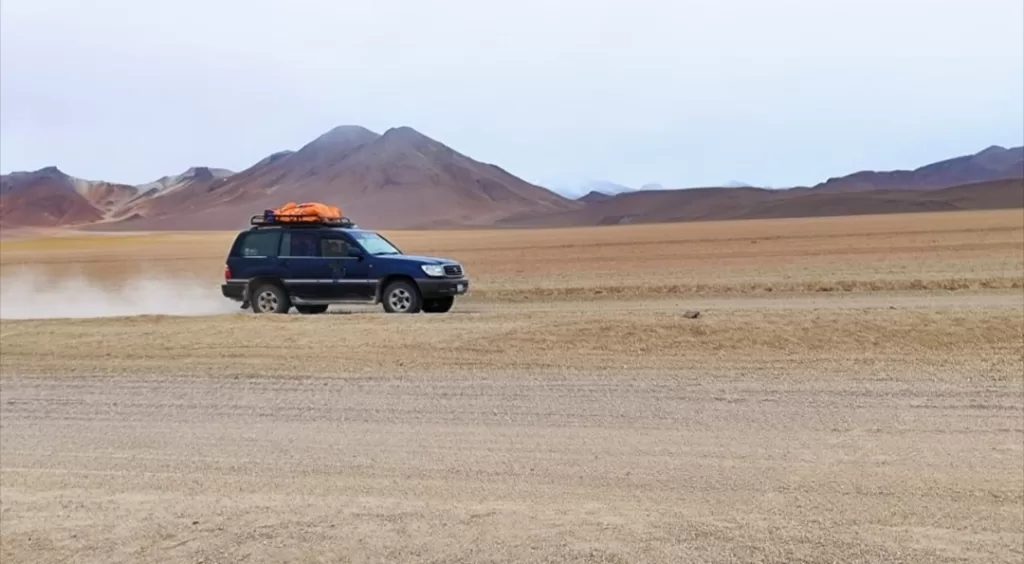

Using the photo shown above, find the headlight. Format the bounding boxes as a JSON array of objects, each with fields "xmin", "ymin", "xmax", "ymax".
[{"xmin": 421, "ymin": 264, "xmax": 445, "ymax": 277}]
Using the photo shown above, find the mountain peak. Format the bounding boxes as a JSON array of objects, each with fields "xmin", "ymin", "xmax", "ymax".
[
  {"xmin": 579, "ymin": 190, "xmax": 614, "ymax": 203},
  {"xmin": 35, "ymin": 165, "xmax": 68, "ymax": 177},
  {"xmin": 253, "ymin": 150, "xmax": 295, "ymax": 168},
  {"xmin": 552, "ymin": 178, "xmax": 634, "ymax": 199},
  {"xmin": 181, "ymin": 166, "xmax": 233, "ymax": 180},
  {"xmin": 183, "ymin": 166, "xmax": 212, "ymax": 179},
  {"xmin": 976, "ymin": 145, "xmax": 1008, "ymax": 156},
  {"xmin": 322, "ymin": 124, "xmax": 378, "ymax": 139},
  {"xmin": 384, "ymin": 125, "xmax": 423, "ymax": 135},
  {"xmin": 969, "ymin": 144, "xmax": 1024, "ymax": 170},
  {"xmin": 367, "ymin": 127, "xmax": 455, "ymax": 160},
  {"xmin": 380, "ymin": 126, "xmax": 434, "ymax": 144},
  {"xmin": 813, "ymin": 143, "xmax": 1024, "ymax": 192},
  {"xmin": 301, "ymin": 125, "xmax": 380, "ymax": 153}
]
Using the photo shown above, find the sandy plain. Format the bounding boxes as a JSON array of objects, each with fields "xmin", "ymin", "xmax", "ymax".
[{"xmin": 1, "ymin": 210, "xmax": 1023, "ymax": 563}]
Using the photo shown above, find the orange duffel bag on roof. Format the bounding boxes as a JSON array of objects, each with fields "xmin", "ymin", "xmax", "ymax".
[{"xmin": 272, "ymin": 201, "xmax": 342, "ymax": 222}]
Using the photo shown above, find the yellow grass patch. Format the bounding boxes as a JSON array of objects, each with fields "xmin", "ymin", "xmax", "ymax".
[{"xmin": 2, "ymin": 210, "xmax": 1022, "ymax": 301}]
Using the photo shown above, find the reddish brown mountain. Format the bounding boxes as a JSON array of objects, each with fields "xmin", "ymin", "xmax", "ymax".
[
  {"xmin": 4, "ymin": 133, "xmax": 1023, "ymax": 231},
  {"xmin": 114, "ymin": 166, "xmax": 235, "ymax": 220},
  {"xmin": 812, "ymin": 145, "xmax": 1023, "ymax": 192},
  {"xmin": 501, "ymin": 178, "xmax": 1024, "ymax": 227},
  {"xmin": 94, "ymin": 125, "xmax": 580, "ymax": 230},
  {"xmin": 73, "ymin": 179, "xmax": 138, "ymax": 213},
  {"xmin": 0, "ymin": 167, "xmax": 134, "ymax": 227},
  {"xmin": 578, "ymin": 190, "xmax": 615, "ymax": 204},
  {"xmin": 500, "ymin": 186, "xmax": 778, "ymax": 226}
]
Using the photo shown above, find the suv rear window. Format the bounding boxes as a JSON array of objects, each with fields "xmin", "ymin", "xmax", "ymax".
[
  {"xmin": 281, "ymin": 231, "xmax": 320, "ymax": 257},
  {"xmin": 237, "ymin": 230, "xmax": 280, "ymax": 257}
]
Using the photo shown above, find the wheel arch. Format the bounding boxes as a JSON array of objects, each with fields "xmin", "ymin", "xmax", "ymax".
[
  {"xmin": 246, "ymin": 276, "xmax": 287, "ymax": 299},
  {"xmin": 376, "ymin": 274, "xmax": 421, "ymax": 302}
]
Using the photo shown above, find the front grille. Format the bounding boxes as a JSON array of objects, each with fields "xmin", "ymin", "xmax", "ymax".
[{"xmin": 443, "ymin": 264, "xmax": 463, "ymax": 277}]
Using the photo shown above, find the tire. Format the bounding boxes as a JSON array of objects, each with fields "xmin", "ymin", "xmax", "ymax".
[
  {"xmin": 381, "ymin": 280, "xmax": 422, "ymax": 313},
  {"xmin": 250, "ymin": 282, "xmax": 290, "ymax": 314},
  {"xmin": 422, "ymin": 296, "xmax": 454, "ymax": 313},
  {"xmin": 296, "ymin": 304, "xmax": 329, "ymax": 315}
]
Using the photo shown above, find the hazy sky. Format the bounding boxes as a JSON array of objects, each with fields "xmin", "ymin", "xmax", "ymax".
[{"xmin": 1, "ymin": 0, "xmax": 1022, "ymax": 192}]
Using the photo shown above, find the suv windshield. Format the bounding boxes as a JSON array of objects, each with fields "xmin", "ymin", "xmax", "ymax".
[{"xmin": 350, "ymin": 231, "xmax": 402, "ymax": 255}]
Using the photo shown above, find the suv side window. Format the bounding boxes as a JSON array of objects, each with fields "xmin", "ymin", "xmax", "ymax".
[
  {"xmin": 239, "ymin": 230, "xmax": 280, "ymax": 257},
  {"xmin": 321, "ymin": 236, "xmax": 351, "ymax": 258},
  {"xmin": 280, "ymin": 230, "xmax": 321, "ymax": 257}
]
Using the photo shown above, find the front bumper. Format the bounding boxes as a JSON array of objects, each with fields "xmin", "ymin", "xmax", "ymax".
[{"xmin": 418, "ymin": 277, "xmax": 470, "ymax": 299}]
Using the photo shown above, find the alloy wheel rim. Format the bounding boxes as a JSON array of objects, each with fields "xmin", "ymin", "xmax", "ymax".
[
  {"xmin": 389, "ymin": 288, "xmax": 412, "ymax": 311},
  {"xmin": 257, "ymin": 290, "xmax": 278, "ymax": 312}
]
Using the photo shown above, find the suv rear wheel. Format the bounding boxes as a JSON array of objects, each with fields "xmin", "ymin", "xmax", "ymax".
[
  {"xmin": 423, "ymin": 297, "xmax": 454, "ymax": 313},
  {"xmin": 251, "ymin": 282, "xmax": 290, "ymax": 314},
  {"xmin": 382, "ymin": 280, "xmax": 422, "ymax": 313}
]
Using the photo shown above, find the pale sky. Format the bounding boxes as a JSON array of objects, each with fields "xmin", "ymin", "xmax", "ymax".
[{"xmin": 1, "ymin": 0, "xmax": 1022, "ymax": 193}]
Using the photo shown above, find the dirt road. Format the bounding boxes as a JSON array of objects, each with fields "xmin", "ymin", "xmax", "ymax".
[{"xmin": 2, "ymin": 292, "xmax": 1022, "ymax": 563}]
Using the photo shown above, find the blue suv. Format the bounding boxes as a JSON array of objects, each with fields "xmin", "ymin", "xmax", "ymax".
[{"xmin": 221, "ymin": 213, "xmax": 469, "ymax": 314}]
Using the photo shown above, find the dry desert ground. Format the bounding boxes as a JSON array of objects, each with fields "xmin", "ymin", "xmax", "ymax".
[{"xmin": 1, "ymin": 210, "xmax": 1023, "ymax": 563}]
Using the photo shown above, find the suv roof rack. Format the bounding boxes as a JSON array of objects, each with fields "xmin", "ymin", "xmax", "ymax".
[{"xmin": 250, "ymin": 210, "xmax": 357, "ymax": 228}]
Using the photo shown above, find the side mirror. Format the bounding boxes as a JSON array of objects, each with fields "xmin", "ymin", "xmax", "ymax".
[{"xmin": 347, "ymin": 247, "xmax": 365, "ymax": 259}]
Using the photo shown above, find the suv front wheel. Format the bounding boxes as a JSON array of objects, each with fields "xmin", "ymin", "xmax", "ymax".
[{"xmin": 382, "ymin": 280, "xmax": 422, "ymax": 313}]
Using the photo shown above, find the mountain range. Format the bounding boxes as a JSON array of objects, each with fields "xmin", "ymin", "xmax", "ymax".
[
  {"xmin": 1, "ymin": 126, "xmax": 1021, "ymax": 231},
  {"xmin": 550, "ymin": 179, "xmax": 636, "ymax": 200}
]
